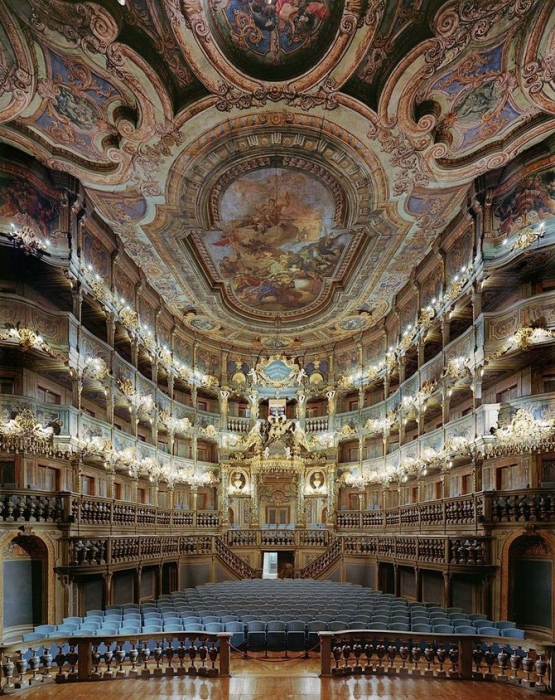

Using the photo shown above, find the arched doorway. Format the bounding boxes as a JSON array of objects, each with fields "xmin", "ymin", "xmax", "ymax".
[
  {"xmin": 1, "ymin": 535, "xmax": 48, "ymax": 637},
  {"xmin": 509, "ymin": 534, "xmax": 553, "ymax": 636}
]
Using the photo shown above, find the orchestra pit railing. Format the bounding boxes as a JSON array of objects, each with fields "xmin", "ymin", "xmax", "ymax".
[
  {"xmin": 0, "ymin": 631, "xmax": 230, "ymax": 694},
  {"xmin": 1, "ymin": 629, "xmax": 553, "ymax": 694},
  {"xmin": 319, "ymin": 630, "xmax": 553, "ymax": 691}
]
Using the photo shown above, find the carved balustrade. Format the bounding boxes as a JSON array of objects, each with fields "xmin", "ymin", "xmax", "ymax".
[
  {"xmin": 66, "ymin": 534, "xmax": 214, "ymax": 569},
  {"xmin": 6, "ymin": 488, "xmax": 552, "ymax": 542},
  {"xmin": 490, "ymin": 490, "xmax": 555, "ymax": 523},
  {"xmin": 77, "ymin": 498, "xmax": 111, "ymax": 525},
  {"xmin": 420, "ymin": 502, "xmax": 444, "ymax": 526},
  {"xmin": 305, "ymin": 417, "xmax": 329, "ymax": 433},
  {"xmin": 300, "ymin": 537, "xmax": 342, "ymax": 578},
  {"xmin": 343, "ymin": 536, "xmax": 378, "ymax": 556},
  {"xmin": 384, "ymin": 510, "xmax": 400, "ymax": 527},
  {"xmin": 214, "ymin": 537, "xmax": 257, "ymax": 578},
  {"xmin": 111, "ymin": 537, "xmax": 140, "ymax": 563},
  {"xmin": 337, "ymin": 495, "xmax": 484, "ymax": 532},
  {"xmin": 112, "ymin": 502, "xmax": 135, "ymax": 525},
  {"xmin": 297, "ymin": 529, "xmax": 329, "ymax": 547},
  {"xmin": 449, "ymin": 538, "xmax": 489, "ymax": 566},
  {"xmin": 319, "ymin": 629, "xmax": 552, "ymax": 690},
  {"xmin": 136, "ymin": 507, "xmax": 157, "ymax": 526},
  {"xmin": 63, "ymin": 530, "xmax": 492, "ymax": 571},
  {"xmin": 335, "ymin": 511, "xmax": 362, "ymax": 529},
  {"xmin": 396, "ymin": 537, "xmax": 417, "ymax": 560},
  {"xmin": 226, "ymin": 417, "xmax": 250, "ymax": 433},
  {"xmin": 180, "ymin": 536, "xmax": 212, "ymax": 555},
  {"xmin": 171, "ymin": 511, "xmax": 194, "ymax": 526},
  {"xmin": 0, "ymin": 631, "xmax": 551, "ymax": 692},
  {"xmin": 322, "ymin": 535, "xmax": 490, "ymax": 566},
  {"xmin": 417, "ymin": 538, "xmax": 445, "ymax": 563},
  {"xmin": 378, "ymin": 537, "xmax": 395, "ymax": 557},
  {"xmin": 260, "ymin": 530, "xmax": 295, "ymax": 547},
  {"xmin": 399, "ymin": 506, "xmax": 419, "ymax": 527},
  {"xmin": 362, "ymin": 511, "xmax": 384, "ymax": 528},
  {"xmin": 224, "ymin": 528, "xmax": 330, "ymax": 548},
  {"xmin": 70, "ymin": 496, "xmax": 219, "ymax": 530},
  {"xmin": 196, "ymin": 512, "xmax": 220, "ymax": 528},
  {"xmin": 0, "ymin": 491, "xmax": 65, "ymax": 523},
  {"xmin": 0, "ymin": 631, "xmax": 231, "ymax": 692},
  {"xmin": 225, "ymin": 529, "xmax": 258, "ymax": 547},
  {"xmin": 68, "ymin": 538, "xmax": 107, "ymax": 566},
  {"xmin": 445, "ymin": 498, "xmax": 476, "ymax": 525}
]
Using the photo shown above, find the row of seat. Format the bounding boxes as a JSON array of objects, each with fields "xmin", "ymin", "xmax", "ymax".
[{"xmin": 23, "ymin": 581, "xmax": 525, "ymax": 642}]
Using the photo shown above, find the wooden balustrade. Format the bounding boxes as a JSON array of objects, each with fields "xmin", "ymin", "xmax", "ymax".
[
  {"xmin": 214, "ymin": 537, "xmax": 257, "ymax": 579},
  {"xmin": 300, "ymin": 537, "xmax": 342, "ymax": 578},
  {"xmin": 329, "ymin": 535, "xmax": 491, "ymax": 567},
  {"xmin": 70, "ymin": 496, "xmax": 219, "ymax": 529},
  {"xmin": 2, "ymin": 490, "xmax": 553, "ymax": 532},
  {"xmin": 0, "ymin": 631, "xmax": 231, "ymax": 693},
  {"xmin": 63, "ymin": 530, "xmax": 492, "ymax": 572},
  {"xmin": 319, "ymin": 629, "xmax": 553, "ymax": 690},
  {"xmin": 224, "ymin": 528, "xmax": 330, "ymax": 548},
  {"xmin": 449, "ymin": 538, "xmax": 488, "ymax": 565},
  {"xmin": 2, "ymin": 630, "xmax": 552, "ymax": 693},
  {"xmin": 490, "ymin": 490, "xmax": 555, "ymax": 523},
  {"xmin": 0, "ymin": 491, "xmax": 65, "ymax": 523},
  {"xmin": 66, "ymin": 534, "xmax": 213, "ymax": 568},
  {"xmin": 0, "ymin": 492, "xmax": 221, "ymax": 529},
  {"xmin": 336, "ymin": 495, "xmax": 484, "ymax": 532}
]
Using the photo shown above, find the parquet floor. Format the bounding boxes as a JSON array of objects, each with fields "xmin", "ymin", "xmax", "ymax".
[{"xmin": 19, "ymin": 654, "xmax": 540, "ymax": 700}]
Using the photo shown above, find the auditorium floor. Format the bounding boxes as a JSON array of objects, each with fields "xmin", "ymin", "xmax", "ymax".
[{"xmin": 21, "ymin": 653, "xmax": 540, "ymax": 700}]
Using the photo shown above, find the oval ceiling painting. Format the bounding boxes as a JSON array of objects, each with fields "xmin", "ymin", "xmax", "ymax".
[
  {"xmin": 206, "ymin": 0, "xmax": 342, "ymax": 81},
  {"xmin": 204, "ymin": 167, "xmax": 351, "ymax": 316}
]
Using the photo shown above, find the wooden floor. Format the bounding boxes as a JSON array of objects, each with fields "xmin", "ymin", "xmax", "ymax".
[{"xmin": 20, "ymin": 655, "xmax": 540, "ymax": 700}]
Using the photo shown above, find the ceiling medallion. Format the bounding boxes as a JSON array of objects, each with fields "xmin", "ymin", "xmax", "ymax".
[
  {"xmin": 260, "ymin": 335, "xmax": 294, "ymax": 348},
  {"xmin": 206, "ymin": 0, "xmax": 340, "ymax": 81},
  {"xmin": 339, "ymin": 316, "xmax": 366, "ymax": 332},
  {"xmin": 201, "ymin": 166, "xmax": 351, "ymax": 318}
]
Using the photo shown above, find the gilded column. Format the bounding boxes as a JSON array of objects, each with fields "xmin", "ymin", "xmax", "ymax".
[
  {"xmin": 220, "ymin": 467, "xmax": 230, "ymax": 526},
  {"xmin": 326, "ymin": 465, "xmax": 335, "ymax": 525},
  {"xmin": 249, "ymin": 469, "xmax": 259, "ymax": 527},
  {"xmin": 296, "ymin": 468, "xmax": 306, "ymax": 528},
  {"xmin": 221, "ymin": 351, "xmax": 228, "ymax": 386},
  {"xmin": 326, "ymin": 389, "xmax": 336, "ymax": 431}
]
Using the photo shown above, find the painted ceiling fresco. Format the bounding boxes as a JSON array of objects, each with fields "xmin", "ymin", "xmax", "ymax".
[
  {"xmin": 203, "ymin": 166, "xmax": 346, "ymax": 315},
  {"xmin": 1, "ymin": 0, "xmax": 555, "ymax": 349},
  {"xmin": 207, "ymin": 0, "xmax": 340, "ymax": 80}
]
